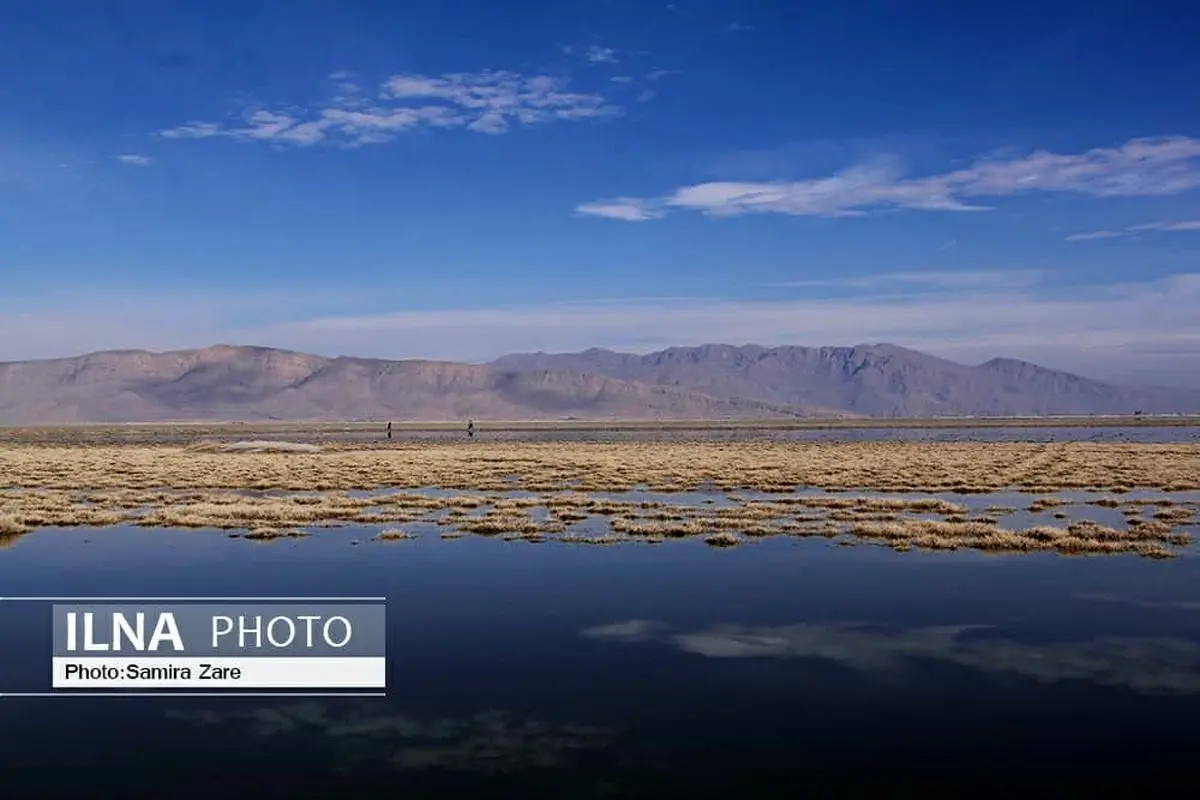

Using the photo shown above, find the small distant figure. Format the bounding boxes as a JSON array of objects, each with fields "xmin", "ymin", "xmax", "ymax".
[
  {"xmin": 386, "ymin": 421, "xmax": 392, "ymax": 440},
  {"xmin": 1134, "ymin": 409, "xmax": 1143, "ymax": 417},
  {"xmin": 467, "ymin": 419, "xmax": 475, "ymax": 438}
]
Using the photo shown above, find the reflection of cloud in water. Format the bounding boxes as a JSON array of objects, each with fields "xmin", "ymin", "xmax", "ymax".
[
  {"xmin": 580, "ymin": 619, "xmax": 667, "ymax": 642},
  {"xmin": 581, "ymin": 620, "xmax": 1200, "ymax": 695},
  {"xmin": 1076, "ymin": 592, "xmax": 1200, "ymax": 611},
  {"xmin": 167, "ymin": 703, "xmax": 611, "ymax": 773}
]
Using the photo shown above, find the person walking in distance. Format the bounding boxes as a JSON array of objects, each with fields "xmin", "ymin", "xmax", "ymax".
[
  {"xmin": 386, "ymin": 421, "xmax": 392, "ymax": 440},
  {"xmin": 467, "ymin": 419, "xmax": 474, "ymax": 438}
]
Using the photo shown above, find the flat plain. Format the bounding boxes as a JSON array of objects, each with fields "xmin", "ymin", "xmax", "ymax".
[{"xmin": 0, "ymin": 420, "xmax": 1197, "ymax": 558}]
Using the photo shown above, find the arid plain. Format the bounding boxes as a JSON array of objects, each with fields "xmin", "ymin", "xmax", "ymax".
[{"xmin": 1, "ymin": 419, "xmax": 1197, "ymax": 559}]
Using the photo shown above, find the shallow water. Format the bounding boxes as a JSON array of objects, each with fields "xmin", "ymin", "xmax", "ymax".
[
  {"xmin": 1, "ymin": 526, "xmax": 1198, "ymax": 796},
  {"xmin": 197, "ymin": 423, "xmax": 1200, "ymax": 445}
]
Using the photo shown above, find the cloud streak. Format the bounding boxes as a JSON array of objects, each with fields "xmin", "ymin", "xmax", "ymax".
[
  {"xmin": 158, "ymin": 69, "xmax": 621, "ymax": 147},
  {"xmin": 767, "ymin": 269, "xmax": 1047, "ymax": 291},
  {"xmin": 1067, "ymin": 219, "xmax": 1200, "ymax": 241},
  {"xmin": 577, "ymin": 136, "xmax": 1200, "ymax": 220},
  {"xmin": 116, "ymin": 154, "xmax": 152, "ymax": 165}
]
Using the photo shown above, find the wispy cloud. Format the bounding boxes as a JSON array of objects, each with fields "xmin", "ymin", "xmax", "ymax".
[
  {"xmin": 581, "ymin": 619, "xmax": 1200, "ymax": 695},
  {"xmin": 116, "ymin": 154, "xmax": 152, "ymax": 166},
  {"xmin": 6, "ymin": 271, "xmax": 1197, "ymax": 386},
  {"xmin": 158, "ymin": 69, "xmax": 620, "ymax": 147},
  {"xmin": 585, "ymin": 46, "xmax": 619, "ymax": 64},
  {"xmin": 767, "ymin": 269, "xmax": 1047, "ymax": 291},
  {"xmin": 577, "ymin": 136, "xmax": 1200, "ymax": 220},
  {"xmin": 1067, "ymin": 219, "xmax": 1200, "ymax": 241},
  {"xmin": 574, "ymin": 197, "xmax": 665, "ymax": 221},
  {"xmin": 1066, "ymin": 230, "xmax": 1125, "ymax": 241},
  {"xmin": 558, "ymin": 44, "xmax": 620, "ymax": 64}
]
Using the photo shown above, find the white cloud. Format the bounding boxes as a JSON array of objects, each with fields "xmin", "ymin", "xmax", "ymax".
[
  {"xmin": 585, "ymin": 46, "xmax": 619, "ymax": 64},
  {"xmin": 116, "ymin": 154, "xmax": 153, "ymax": 166},
  {"xmin": 157, "ymin": 69, "xmax": 619, "ymax": 147},
  {"xmin": 6, "ymin": 271, "xmax": 1198, "ymax": 386},
  {"xmin": 1069, "ymin": 219, "xmax": 1200, "ymax": 241},
  {"xmin": 1132, "ymin": 220, "xmax": 1200, "ymax": 231},
  {"xmin": 768, "ymin": 269, "xmax": 1047, "ymax": 291},
  {"xmin": 574, "ymin": 197, "xmax": 665, "ymax": 221},
  {"xmin": 560, "ymin": 44, "xmax": 620, "ymax": 65},
  {"xmin": 159, "ymin": 121, "xmax": 223, "ymax": 139},
  {"xmin": 582, "ymin": 136, "xmax": 1200, "ymax": 220},
  {"xmin": 1065, "ymin": 230, "xmax": 1125, "ymax": 241}
]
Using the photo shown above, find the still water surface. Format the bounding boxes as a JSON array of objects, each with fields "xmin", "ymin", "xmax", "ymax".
[{"xmin": 1, "ymin": 527, "xmax": 1198, "ymax": 797}]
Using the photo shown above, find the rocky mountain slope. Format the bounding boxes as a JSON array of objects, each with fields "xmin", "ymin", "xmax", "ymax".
[
  {"xmin": 491, "ymin": 343, "xmax": 1200, "ymax": 417},
  {"xmin": 0, "ymin": 345, "xmax": 827, "ymax": 424},
  {"xmin": 1, "ymin": 342, "xmax": 1195, "ymax": 424}
]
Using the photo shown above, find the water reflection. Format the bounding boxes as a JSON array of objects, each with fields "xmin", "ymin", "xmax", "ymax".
[
  {"xmin": 1076, "ymin": 592, "xmax": 1200, "ymax": 611},
  {"xmin": 167, "ymin": 704, "xmax": 613, "ymax": 773},
  {"xmin": 582, "ymin": 619, "xmax": 1200, "ymax": 694}
]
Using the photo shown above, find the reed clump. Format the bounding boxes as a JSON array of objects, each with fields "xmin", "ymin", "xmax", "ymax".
[
  {"xmin": 0, "ymin": 513, "xmax": 29, "ymax": 535},
  {"xmin": 376, "ymin": 529, "xmax": 417, "ymax": 541},
  {"xmin": 848, "ymin": 516, "xmax": 1188, "ymax": 557},
  {"xmin": 237, "ymin": 527, "xmax": 309, "ymax": 540}
]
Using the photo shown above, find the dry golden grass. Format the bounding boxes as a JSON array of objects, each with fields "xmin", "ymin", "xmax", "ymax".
[
  {"xmin": 0, "ymin": 513, "xmax": 28, "ymax": 535},
  {"xmin": 0, "ymin": 483, "xmax": 1192, "ymax": 555},
  {"xmin": 1, "ymin": 441, "xmax": 1197, "ymax": 493},
  {"xmin": 848, "ymin": 516, "xmax": 1184, "ymax": 558},
  {"xmin": 1154, "ymin": 506, "xmax": 1196, "ymax": 523},
  {"xmin": 1029, "ymin": 496, "xmax": 1069, "ymax": 512},
  {"xmin": 704, "ymin": 531, "xmax": 741, "ymax": 547},
  {"xmin": 376, "ymin": 528, "xmax": 417, "ymax": 541},
  {"xmin": 192, "ymin": 440, "xmax": 324, "ymax": 454},
  {"xmin": 237, "ymin": 527, "xmax": 309, "ymax": 541},
  {"xmin": 0, "ymin": 440, "xmax": 1194, "ymax": 558}
]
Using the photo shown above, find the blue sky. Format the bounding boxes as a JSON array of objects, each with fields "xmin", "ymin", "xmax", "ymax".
[{"xmin": 2, "ymin": 0, "xmax": 1199, "ymax": 385}]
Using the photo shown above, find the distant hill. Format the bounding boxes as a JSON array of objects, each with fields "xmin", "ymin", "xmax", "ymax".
[
  {"xmin": 0, "ymin": 345, "xmax": 834, "ymax": 424},
  {"xmin": 490, "ymin": 343, "xmax": 1200, "ymax": 417},
  {"xmin": 0, "ymin": 342, "xmax": 1195, "ymax": 425}
]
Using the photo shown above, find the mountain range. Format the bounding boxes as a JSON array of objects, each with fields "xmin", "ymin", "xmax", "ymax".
[{"xmin": 0, "ymin": 343, "xmax": 1195, "ymax": 424}]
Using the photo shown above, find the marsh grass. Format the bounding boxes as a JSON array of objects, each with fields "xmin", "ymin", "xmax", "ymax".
[
  {"xmin": 1154, "ymin": 506, "xmax": 1195, "ymax": 523},
  {"xmin": 376, "ymin": 529, "xmax": 417, "ymax": 541},
  {"xmin": 704, "ymin": 532, "xmax": 741, "ymax": 547},
  {"xmin": 0, "ymin": 439, "xmax": 1194, "ymax": 558},
  {"xmin": 3, "ymin": 441, "xmax": 1197, "ymax": 494},
  {"xmin": 0, "ymin": 513, "xmax": 29, "ymax": 535},
  {"xmin": 848, "ymin": 516, "xmax": 1185, "ymax": 558},
  {"xmin": 1029, "ymin": 497, "xmax": 1068, "ymax": 512},
  {"xmin": 236, "ymin": 527, "xmax": 310, "ymax": 541}
]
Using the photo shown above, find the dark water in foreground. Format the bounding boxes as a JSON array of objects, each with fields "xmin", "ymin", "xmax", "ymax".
[{"xmin": 2, "ymin": 528, "xmax": 1199, "ymax": 797}]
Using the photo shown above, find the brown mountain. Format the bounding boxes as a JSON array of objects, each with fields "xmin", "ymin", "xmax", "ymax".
[
  {"xmin": 0, "ymin": 345, "xmax": 831, "ymax": 424},
  {"xmin": 490, "ymin": 343, "xmax": 1200, "ymax": 417}
]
